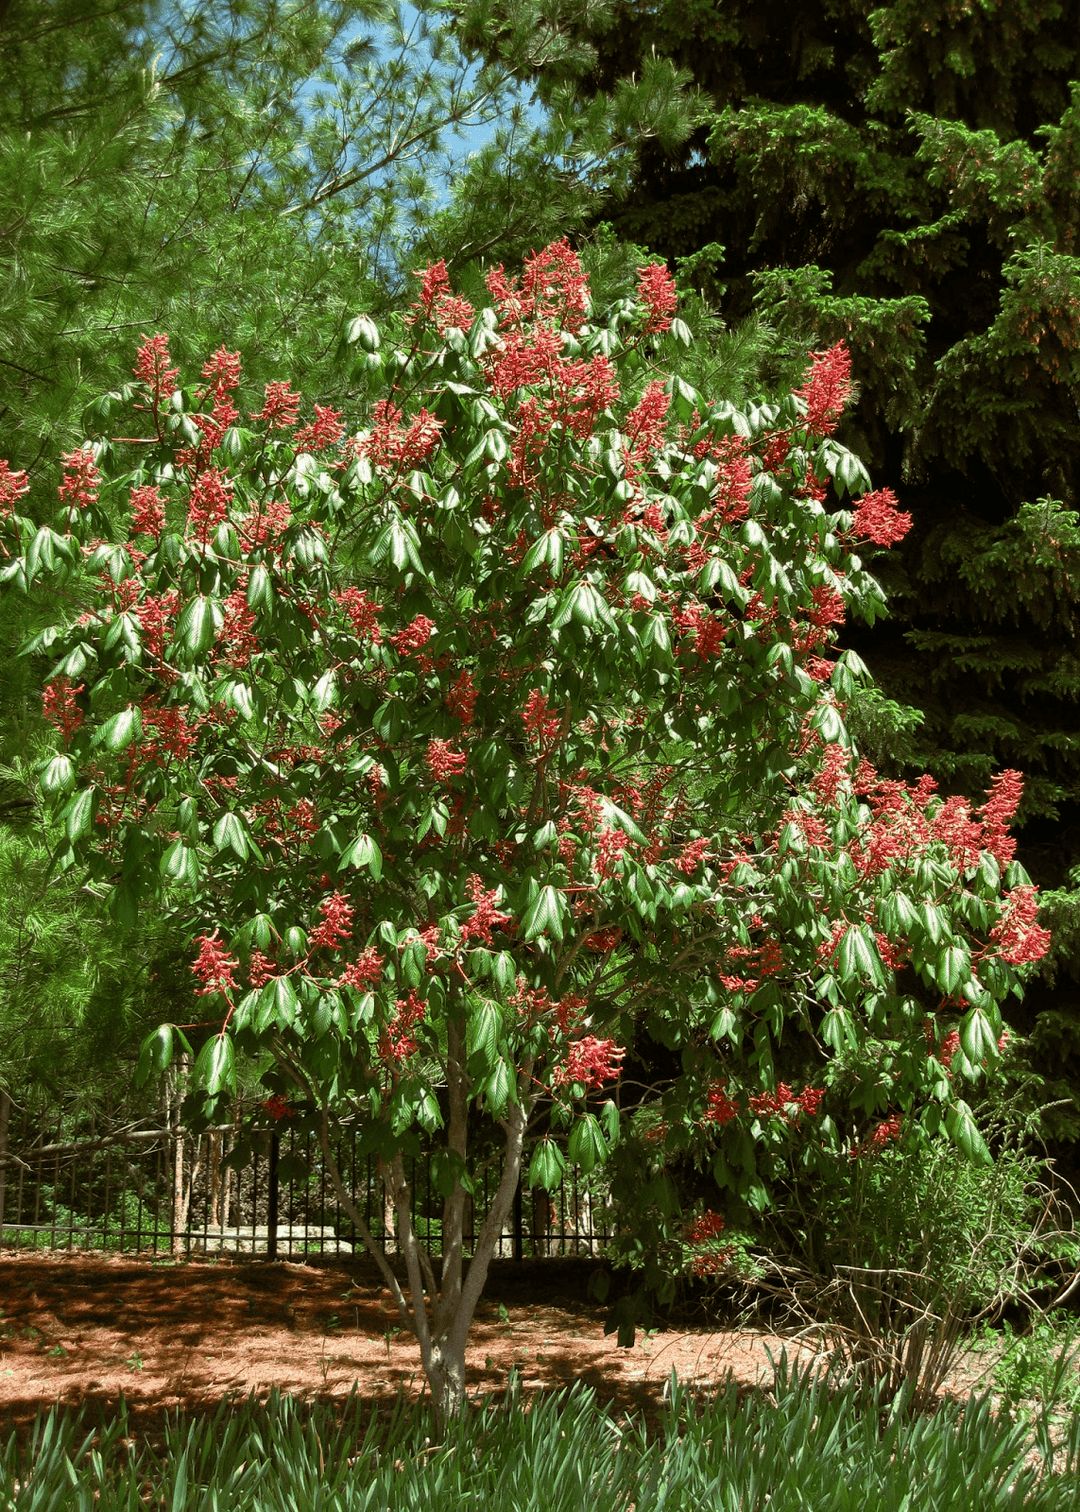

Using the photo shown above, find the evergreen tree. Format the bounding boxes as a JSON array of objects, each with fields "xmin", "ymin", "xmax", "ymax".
[{"xmin": 472, "ymin": 0, "xmax": 1080, "ymax": 1136}]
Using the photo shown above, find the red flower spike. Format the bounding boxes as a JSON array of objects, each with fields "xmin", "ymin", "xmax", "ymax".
[
  {"xmin": 338, "ymin": 945, "xmax": 384, "ymax": 990},
  {"xmin": 0, "ymin": 459, "xmax": 30, "ymax": 520},
  {"xmin": 850, "ymin": 487, "xmax": 912, "ymax": 547},
  {"xmin": 42, "ymin": 676, "xmax": 84, "ymax": 743},
  {"xmin": 58, "ymin": 447, "xmax": 100, "ymax": 511},
  {"xmin": 256, "ymin": 381, "xmax": 301, "ymax": 431},
  {"xmin": 702, "ymin": 1083, "xmax": 739, "ymax": 1125},
  {"xmin": 380, "ymin": 990, "xmax": 426, "ymax": 1064},
  {"xmin": 461, "ymin": 875, "xmax": 513, "ymax": 946},
  {"xmin": 129, "ymin": 485, "xmax": 165, "ymax": 539},
  {"xmin": 308, "ymin": 891, "xmax": 354, "ymax": 951},
  {"xmin": 191, "ymin": 931, "xmax": 240, "ymax": 998},
  {"xmin": 795, "ymin": 342, "xmax": 853, "ymax": 437},
  {"xmin": 426, "ymin": 738, "xmax": 466, "ymax": 783},
  {"xmin": 132, "ymin": 333, "xmax": 179, "ymax": 411},
  {"xmin": 388, "ymin": 615, "xmax": 435, "ymax": 655},
  {"xmin": 990, "ymin": 884, "xmax": 1051, "ymax": 965},
  {"xmin": 446, "ymin": 669, "xmax": 478, "ymax": 725},
  {"xmin": 185, "ymin": 467, "xmax": 233, "ymax": 545},
  {"xmin": 199, "ymin": 346, "xmax": 241, "ymax": 398},
  {"xmin": 636, "ymin": 261, "xmax": 679, "ymax": 335},
  {"xmin": 551, "ymin": 1035, "xmax": 625, "ymax": 1090},
  {"xmin": 294, "ymin": 405, "xmax": 345, "ymax": 453}
]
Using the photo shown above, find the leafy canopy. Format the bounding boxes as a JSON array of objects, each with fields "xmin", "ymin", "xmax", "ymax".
[{"xmin": 0, "ymin": 241, "xmax": 1050, "ymax": 1409}]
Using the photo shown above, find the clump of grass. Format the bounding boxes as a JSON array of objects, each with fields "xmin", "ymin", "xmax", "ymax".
[{"xmin": 2, "ymin": 1353, "xmax": 1080, "ymax": 1511}]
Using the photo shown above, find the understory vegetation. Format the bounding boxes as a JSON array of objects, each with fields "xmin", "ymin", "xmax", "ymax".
[{"xmin": 4, "ymin": 1351, "xmax": 1080, "ymax": 1512}]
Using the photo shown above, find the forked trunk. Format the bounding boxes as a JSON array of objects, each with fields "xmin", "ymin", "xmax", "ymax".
[{"xmin": 427, "ymin": 1337, "xmax": 467, "ymax": 1432}]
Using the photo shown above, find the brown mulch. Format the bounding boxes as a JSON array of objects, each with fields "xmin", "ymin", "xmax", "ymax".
[{"xmin": 0, "ymin": 1249, "xmax": 830, "ymax": 1440}]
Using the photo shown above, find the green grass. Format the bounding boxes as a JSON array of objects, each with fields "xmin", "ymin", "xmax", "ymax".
[{"xmin": 3, "ymin": 1352, "xmax": 1080, "ymax": 1511}]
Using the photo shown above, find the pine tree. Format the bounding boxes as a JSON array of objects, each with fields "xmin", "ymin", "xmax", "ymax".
[{"xmin": 477, "ymin": 0, "xmax": 1080, "ymax": 1137}]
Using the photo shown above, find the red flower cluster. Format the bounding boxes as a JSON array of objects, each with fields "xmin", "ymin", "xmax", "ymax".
[
  {"xmin": 795, "ymin": 342, "xmax": 853, "ymax": 437},
  {"xmin": 261, "ymin": 1095, "xmax": 292, "ymax": 1122},
  {"xmin": 446, "ymin": 669, "xmax": 478, "ymax": 725},
  {"xmin": 132, "ymin": 333, "xmax": 179, "ymax": 412},
  {"xmin": 333, "ymin": 587, "xmax": 382, "ymax": 643},
  {"xmin": 0, "ymin": 458, "xmax": 29, "ymax": 522},
  {"xmin": 58, "ymin": 447, "xmax": 100, "ymax": 511},
  {"xmin": 218, "ymin": 588, "xmax": 259, "ymax": 670},
  {"xmin": 256, "ymin": 381, "xmax": 302, "ymax": 431},
  {"xmin": 186, "ymin": 467, "xmax": 233, "ymax": 545},
  {"xmin": 426, "ymin": 738, "xmax": 466, "ymax": 782},
  {"xmin": 361, "ymin": 400, "xmax": 442, "ymax": 470},
  {"xmin": 42, "ymin": 676, "xmax": 84, "ymax": 742},
  {"xmin": 191, "ymin": 932, "xmax": 240, "ymax": 998},
  {"xmin": 380, "ymin": 990, "xmax": 426, "ymax": 1063},
  {"xmin": 594, "ymin": 825, "xmax": 629, "ymax": 880},
  {"xmin": 523, "ymin": 688, "xmax": 560, "ymax": 744},
  {"xmin": 199, "ymin": 346, "xmax": 241, "ymax": 400},
  {"xmin": 712, "ymin": 436, "xmax": 754, "ymax": 525},
  {"xmin": 139, "ymin": 703, "xmax": 200, "ymax": 763},
  {"xmin": 551, "ymin": 1035, "xmax": 625, "ymax": 1089},
  {"xmin": 338, "ymin": 945, "xmax": 384, "ymax": 990},
  {"xmin": 674, "ymin": 837, "xmax": 711, "ymax": 875},
  {"xmin": 293, "ymin": 405, "xmax": 345, "ymax": 453},
  {"xmin": 978, "ymin": 769, "xmax": 1023, "ymax": 868},
  {"xmin": 672, "ymin": 600, "xmax": 727, "ymax": 659},
  {"xmin": 622, "ymin": 380, "xmax": 670, "ymax": 482},
  {"xmin": 636, "ymin": 261, "xmax": 679, "ymax": 335},
  {"xmin": 240, "ymin": 498, "xmax": 292, "ymax": 551},
  {"xmin": 136, "ymin": 590, "xmax": 180, "ymax": 664},
  {"xmin": 748, "ymin": 1083, "xmax": 824, "ymax": 1120},
  {"xmin": 990, "ymin": 884, "xmax": 1051, "ymax": 965},
  {"xmin": 461, "ymin": 874, "xmax": 513, "ymax": 945},
  {"xmin": 702, "ymin": 1082, "xmax": 739, "ymax": 1125},
  {"xmin": 129, "ymin": 485, "xmax": 165, "ymax": 539},
  {"xmin": 684, "ymin": 1210, "xmax": 735, "ymax": 1277},
  {"xmin": 850, "ymin": 487, "xmax": 912, "ymax": 547},
  {"xmin": 388, "ymin": 614, "xmax": 434, "ymax": 654},
  {"xmin": 409, "ymin": 259, "xmax": 476, "ymax": 334},
  {"xmin": 309, "ymin": 891, "xmax": 354, "ymax": 951}
]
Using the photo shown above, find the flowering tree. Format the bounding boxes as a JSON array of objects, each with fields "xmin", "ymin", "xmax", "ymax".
[{"xmin": 0, "ymin": 242, "xmax": 1049, "ymax": 1424}]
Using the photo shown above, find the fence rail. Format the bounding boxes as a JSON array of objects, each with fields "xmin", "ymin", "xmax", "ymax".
[{"xmin": 0, "ymin": 1095, "xmax": 613, "ymax": 1263}]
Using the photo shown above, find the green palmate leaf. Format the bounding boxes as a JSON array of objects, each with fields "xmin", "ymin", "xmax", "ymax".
[
  {"xmin": 258, "ymin": 975, "xmax": 298, "ymax": 1032},
  {"xmin": 194, "ymin": 1034, "xmax": 236, "ymax": 1097},
  {"xmin": 174, "ymin": 596, "xmax": 221, "ymax": 657},
  {"xmin": 161, "ymin": 839, "xmax": 200, "ymax": 887},
  {"xmin": 247, "ymin": 564, "xmax": 274, "ymax": 612},
  {"xmin": 528, "ymin": 1138, "xmax": 568, "ymax": 1192},
  {"xmin": 943, "ymin": 1099, "xmax": 992, "ymax": 1166},
  {"xmin": 341, "ymin": 831, "xmax": 382, "ymax": 879},
  {"xmin": 94, "ymin": 706, "xmax": 142, "ymax": 752},
  {"xmin": 467, "ymin": 999, "xmax": 501, "ymax": 1070},
  {"xmin": 213, "ymin": 811, "xmax": 256, "ymax": 861},
  {"xmin": 40, "ymin": 755, "xmax": 74, "ymax": 794},
  {"xmin": 521, "ymin": 885, "xmax": 567, "ymax": 942},
  {"xmin": 567, "ymin": 1113, "xmax": 608, "ymax": 1174},
  {"xmin": 63, "ymin": 787, "xmax": 96, "ymax": 842},
  {"xmin": 960, "ymin": 1006, "xmax": 999, "ymax": 1066}
]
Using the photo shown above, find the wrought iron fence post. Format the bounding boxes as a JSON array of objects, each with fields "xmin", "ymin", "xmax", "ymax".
[{"xmin": 267, "ymin": 1132, "xmax": 280, "ymax": 1260}]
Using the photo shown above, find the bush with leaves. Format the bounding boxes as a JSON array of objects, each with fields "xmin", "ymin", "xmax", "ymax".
[{"xmin": 0, "ymin": 242, "xmax": 1050, "ymax": 1424}]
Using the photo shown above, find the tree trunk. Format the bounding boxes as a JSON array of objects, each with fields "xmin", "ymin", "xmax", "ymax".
[
  {"xmin": 314, "ymin": 1049, "xmax": 537, "ymax": 1436},
  {"xmin": 0, "ymin": 1089, "xmax": 10, "ymax": 1235}
]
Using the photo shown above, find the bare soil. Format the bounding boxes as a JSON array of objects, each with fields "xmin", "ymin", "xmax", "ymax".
[{"xmin": 0, "ymin": 1249, "xmax": 1002, "ymax": 1445}]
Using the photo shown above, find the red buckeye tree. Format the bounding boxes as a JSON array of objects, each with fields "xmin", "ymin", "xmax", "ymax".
[{"xmin": 0, "ymin": 241, "xmax": 1049, "ymax": 1425}]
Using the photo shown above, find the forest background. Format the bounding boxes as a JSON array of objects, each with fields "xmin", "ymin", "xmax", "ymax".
[{"xmin": 2, "ymin": 0, "xmax": 1079, "ymax": 1269}]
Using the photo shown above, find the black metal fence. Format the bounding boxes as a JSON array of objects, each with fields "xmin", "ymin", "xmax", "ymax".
[{"xmin": 0, "ymin": 1094, "xmax": 613, "ymax": 1262}]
